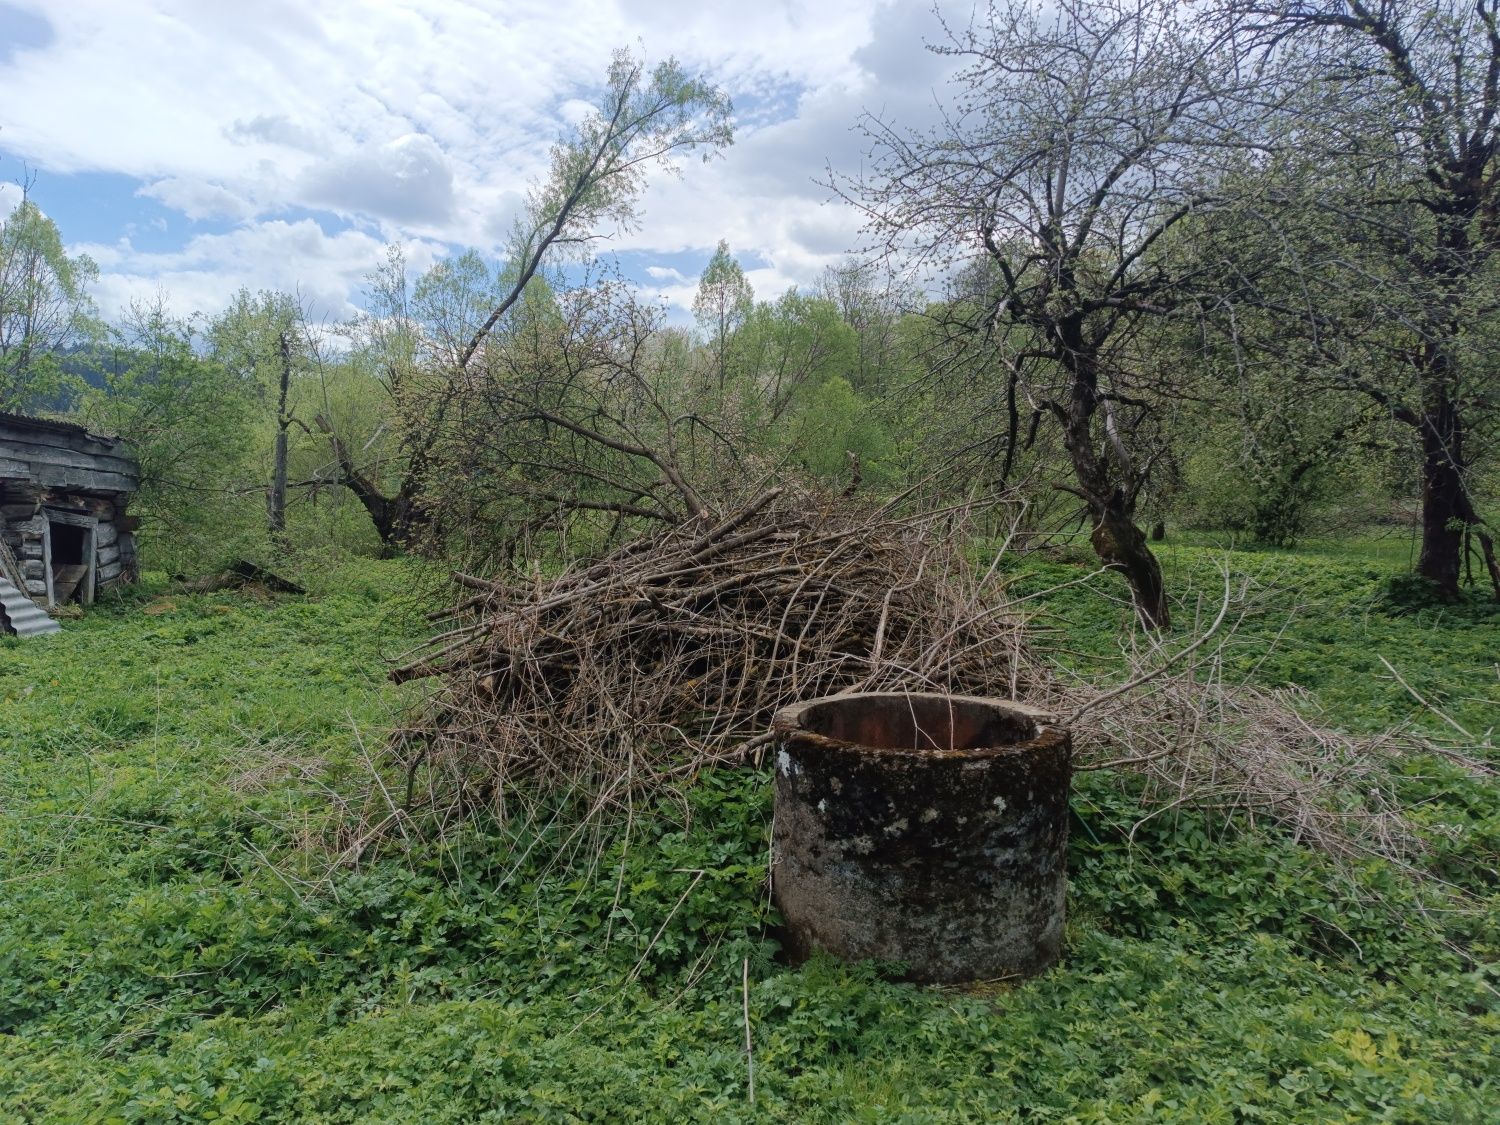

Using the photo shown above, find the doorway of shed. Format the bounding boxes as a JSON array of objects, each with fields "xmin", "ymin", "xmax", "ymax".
[{"xmin": 44, "ymin": 516, "xmax": 95, "ymax": 606}]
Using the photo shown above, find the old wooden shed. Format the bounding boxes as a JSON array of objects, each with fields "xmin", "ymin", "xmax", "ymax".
[{"xmin": 0, "ymin": 412, "xmax": 139, "ymax": 634}]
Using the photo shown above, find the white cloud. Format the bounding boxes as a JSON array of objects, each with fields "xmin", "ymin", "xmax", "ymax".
[
  {"xmin": 76, "ymin": 220, "xmax": 445, "ymax": 324},
  {"xmin": 0, "ymin": 0, "xmax": 963, "ymax": 313},
  {"xmin": 138, "ymin": 177, "xmax": 258, "ymax": 222}
]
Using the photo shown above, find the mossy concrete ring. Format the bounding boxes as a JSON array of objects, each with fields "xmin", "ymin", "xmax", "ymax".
[{"xmin": 771, "ymin": 692, "xmax": 1071, "ymax": 983}]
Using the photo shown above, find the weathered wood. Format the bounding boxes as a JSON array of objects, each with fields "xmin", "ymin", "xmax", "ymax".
[
  {"xmin": 0, "ymin": 436, "xmax": 138, "ymax": 475},
  {"xmin": 0, "ymin": 439, "xmax": 137, "ymax": 475},
  {"xmin": 3, "ymin": 413, "xmax": 140, "ymax": 606},
  {"xmin": 181, "ymin": 560, "xmax": 305, "ymax": 595},
  {"xmin": 0, "ymin": 422, "xmax": 140, "ymax": 492},
  {"xmin": 52, "ymin": 564, "xmax": 88, "ymax": 603}
]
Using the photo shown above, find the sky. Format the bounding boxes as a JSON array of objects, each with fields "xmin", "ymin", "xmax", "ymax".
[{"xmin": 0, "ymin": 0, "xmax": 963, "ymax": 327}]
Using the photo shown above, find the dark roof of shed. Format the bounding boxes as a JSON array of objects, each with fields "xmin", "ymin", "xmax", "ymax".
[{"xmin": 0, "ymin": 411, "xmax": 122, "ymax": 446}]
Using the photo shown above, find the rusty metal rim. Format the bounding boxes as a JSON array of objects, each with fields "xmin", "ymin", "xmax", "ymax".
[{"xmin": 770, "ymin": 691, "xmax": 1068, "ymax": 762}]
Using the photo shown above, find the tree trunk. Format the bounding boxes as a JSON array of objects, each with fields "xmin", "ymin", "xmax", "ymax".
[
  {"xmin": 1412, "ymin": 372, "xmax": 1474, "ymax": 598},
  {"xmin": 314, "ymin": 414, "xmax": 430, "ymax": 555},
  {"xmin": 268, "ymin": 332, "xmax": 291, "ymax": 544},
  {"xmin": 1091, "ymin": 501, "xmax": 1170, "ymax": 630},
  {"xmin": 1057, "ymin": 338, "xmax": 1171, "ymax": 629}
]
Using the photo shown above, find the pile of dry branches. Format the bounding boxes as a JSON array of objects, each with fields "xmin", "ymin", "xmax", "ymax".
[
  {"xmin": 384, "ymin": 487, "xmax": 1461, "ymax": 867},
  {"xmin": 390, "ymin": 486, "xmax": 1034, "ymax": 825}
]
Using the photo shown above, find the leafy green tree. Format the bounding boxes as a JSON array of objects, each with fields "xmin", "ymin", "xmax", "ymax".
[
  {"xmin": 693, "ymin": 240, "xmax": 753, "ymax": 392},
  {"xmin": 208, "ymin": 289, "xmax": 313, "ymax": 544},
  {"xmin": 734, "ymin": 290, "xmax": 853, "ymax": 418},
  {"xmin": 1226, "ymin": 0, "xmax": 1500, "ymax": 597},
  {"xmin": 0, "ymin": 193, "xmax": 99, "ymax": 411},
  {"xmin": 457, "ymin": 49, "xmax": 732, "ymax": 373},
  {"xmin": 78, "ymin": 298, "xmax": 257, "ymax": 572},
  {"xmin": 815, "ymin": 259, "xmax": 912, "ymax": 396}
]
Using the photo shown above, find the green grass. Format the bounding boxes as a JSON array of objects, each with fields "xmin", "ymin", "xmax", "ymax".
[
  {"xmin": 1008, "ymin": 533, "xmax": 1498, "ymax": 739},
  {"xmin": 0, "ymin": 548, "xmax": 1495, "ymax": 1122}
]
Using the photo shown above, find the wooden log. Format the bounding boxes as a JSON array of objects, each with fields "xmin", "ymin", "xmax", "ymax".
[
  {"xmin": 97, "ymin": 543, "xmax": 121, "ymax": 567},
  {"xmin": 97, "ymin": 560, "xmax": 123, "ymax": 584},
  {"xmin": 95, "ymin": 521, "xmax": 119, "ymax": 548},
  {"xmin": 0, "ymin": 420, "xmax": 138, "ymax": 472}
]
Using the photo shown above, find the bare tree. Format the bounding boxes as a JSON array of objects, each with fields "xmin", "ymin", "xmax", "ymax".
[
  {"xmin": 843, "ymin": 0, "xmax": 1255, "ymax": 627},
  {"xmin": 318, "ymin": 49, "xmax": 732, "ymax": 551},
  {"xmin": 208, "ymin": 288, "xmax": 311, "ymax": 546},
  {"xmin": 1226, "ymin": 0, "xmax": 1500, "ymax": 599}
]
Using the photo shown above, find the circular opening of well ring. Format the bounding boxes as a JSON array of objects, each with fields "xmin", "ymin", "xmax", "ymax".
[{"xmin": 770, "ymin": 692, "xmax": 1071, "ymax": 984}]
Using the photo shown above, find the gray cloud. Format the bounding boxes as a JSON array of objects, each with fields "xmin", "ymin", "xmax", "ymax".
[
  {"xmin": 225, "ymin": 114, "xmax": 324, "ymax": 153},
  {"xmin": 299, "ymin": 133, "xmax": 455, "ymax": 226},
  {"xmin": 852, "ymin": 1, "xmax": 954, "ymax": 86}
]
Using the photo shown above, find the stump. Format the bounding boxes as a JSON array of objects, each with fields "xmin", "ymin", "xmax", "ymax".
[{"xmin": 771, "ymin": 692, "xmax": 1071, "ymax": 983}]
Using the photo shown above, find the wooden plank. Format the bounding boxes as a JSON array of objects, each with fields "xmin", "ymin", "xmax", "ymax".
[
  {"xmin": 0, "ymin": 429, "xmax": 140, "ymax": 489},
  {"xmin": 0, "ymin": 418, "xmax": 129, "ymax": 457},
  {"xmin": 0, "ymin": 434, "xmax": 138, "ymax": 475},
  {"xmin": 0, "ymin": 425, "xmax": 135, "ymax": 459}
]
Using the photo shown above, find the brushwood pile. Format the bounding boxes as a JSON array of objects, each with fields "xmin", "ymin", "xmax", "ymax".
[{"xmin": 392, "ymin": 487, "xmax": 1034, "ymax": 818}]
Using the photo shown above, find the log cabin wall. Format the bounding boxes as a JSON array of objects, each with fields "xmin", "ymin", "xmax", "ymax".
[{"xmin": 0, "ymin": 412, "xmax": 140, "ymax": 609}]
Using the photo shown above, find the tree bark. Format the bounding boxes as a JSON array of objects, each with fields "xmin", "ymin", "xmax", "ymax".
[
  {"xmin": 1091, "ymin": 505, "xmax": 1169, "ymax": 629},
  {"xmin": 1409, "ymin": 351, "xmax": 1496, "ymax": 600},
  {"xmin": 268, "ymin": 332, "xmax": 291, "ymax": 544},
  {"xmin": 1057, "ymin": 337, "xmax": 1170, "ymax": 629},
  {"xmin": 1415, "ymin": 400, "xmax": 1465, "ymax": 598},
  {"xmin": 314, "ymin": 414, "xmax": 430, "ymax": 555}
]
